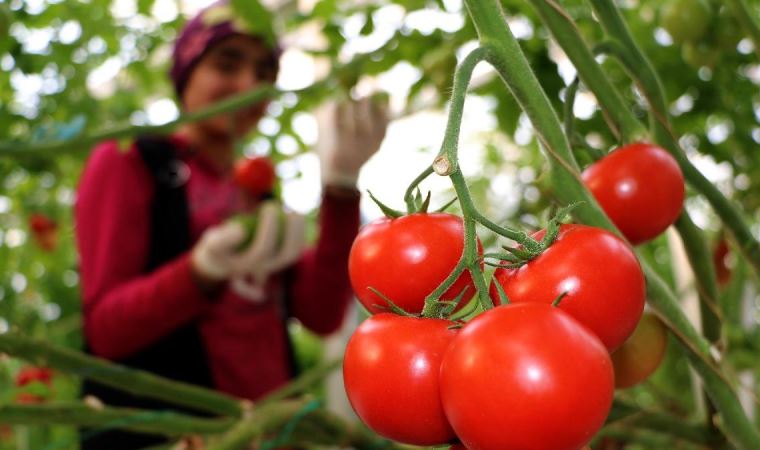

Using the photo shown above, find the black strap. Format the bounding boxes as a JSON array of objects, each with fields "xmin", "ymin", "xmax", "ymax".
[{"xmin": 80, "ymin": 136, "xmax": 214, "ymax": 450}]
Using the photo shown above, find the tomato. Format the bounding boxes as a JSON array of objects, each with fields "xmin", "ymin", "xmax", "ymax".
[
  {"xmin": 349, "ymin": 213, "xmax": 481, "ymax": 315},
  {"xmin": 440, "ymin": 303, "xmax": 614, "ymax": 450},
  {"xmin": 713, "ymin": 236, "xmax": 732, "ymax": 286},
  {"xmin": 490, "ymin": 224, "xmax": 645, "ymax": 351},
  {"xmin": 582, "ymin": 142, "xmax": 684, "ymax": 245},
  {"xmin": 611, "ymin": 312, "xmax": 669, "ymax": 388},
  {"xmin": 660, "ymin": 0, "xmax": 712, "ymax": 44},
  {"xmin": 29, "ymin": 213, "xmax": 58, "ymax": 252},
  {"xmin": 234, "ymin": 156, "xmax": 276, "ymax": 198},
  {"xmin": 343, "ymin": 314, "xmax": 457, "ymax": 445},
  {"xmin": 15, "ymin": 366, "xmax": 54, "ymax": 404}
]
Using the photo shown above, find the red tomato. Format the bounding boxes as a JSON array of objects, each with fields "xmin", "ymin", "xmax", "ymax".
[
  {"xmin": 611, "ymin": 312, "xmax": 669, "ymax": 388},
  {"xmin": 234, "ymin": 156, "xmax": 276, "ymax": 198},
  {"xmin": 343, "ymin": 314, "xmax": 457, "ymax": 445},
  {"xmin": 349, "ymin": 213, "xmax": 481, "ymax": 315},
  {"xmin": 15, "ymin": 367, "xmax": 53, "ymax": 404},
  {"xmin": 713, "ymin": 236, "xmax": 732, "ymax": 286},
  {"xmin": 582, "ymin": 142, "xmax": 684, "ymax": 245},
  {"xmin": 29, "ymin": 213, "xmax": 58, "ymax": 252},
  {"xmin": 440, "ymin": 303, "xmax": 614, "ymax": 450},
  {"xmin": 489, "ymin": 224, "xmax": 645, "ymax": 351}
]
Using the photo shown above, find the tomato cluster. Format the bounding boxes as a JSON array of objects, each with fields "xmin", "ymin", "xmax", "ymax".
[{"xmin": 344, "ymin": 141, "xmax": 678, "ymax": 448}]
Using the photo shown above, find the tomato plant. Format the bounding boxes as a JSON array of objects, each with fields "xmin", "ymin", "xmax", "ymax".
[
  {"xmin": 234, "ymin": 156, "xmax": 276, "ymax": 198},
  {"xmin": 490, "ymin": 224, "xmax": 645, "ymax": 351},
  {"xmin": 349, "ymin": 213, "xmax": 480, "ymax": 315},
  {"xmin": 343, "ymin": 313, "xmax": 457, "ymax": 445},
  {"xmin": 611, "ymin": 312, "xmax": 669, "ymax": 389},
  {"xmin": 440, "ymin": 303, "xmax": 614, "ymax": 450},
  {"xmin": 581, "ymin": 142, "xmax": 685, "ymax": 245}
]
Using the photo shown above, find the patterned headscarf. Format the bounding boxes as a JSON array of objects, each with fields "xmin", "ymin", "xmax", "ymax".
[{"xmin": 169, "ymin": 0, "xmax": 280, "ymax": 98}]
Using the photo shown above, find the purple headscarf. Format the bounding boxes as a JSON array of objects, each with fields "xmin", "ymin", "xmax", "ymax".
[{"xmin": 169, "ymin": 0, "xmax": 280, "ymax": 98}]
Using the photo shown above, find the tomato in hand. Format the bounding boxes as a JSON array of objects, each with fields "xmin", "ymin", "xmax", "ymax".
[
  {"xmin": 440, "ymin": 303, "xmax": 614, "ymax": 450},
  {"xmin": 582, "ymin": 142, "xmax": 684, "ymax": 245},
  {"xmin": 234, "ymin": 156, "xmax": 276, "ymax": 198},
  {"xmin": 349, "ymin": 213, "xmax": 480, "ymax": 315},
  {"xmin": 490, "ymin": 224, "xmax": 645, "ymax": 351},
  {"xmin": 343, "ymin": 314, "xmax": 457, "ymax": 445},
  {"xmin": 612, "ymin": 312, "xmax": 669, "ymax": 388}
]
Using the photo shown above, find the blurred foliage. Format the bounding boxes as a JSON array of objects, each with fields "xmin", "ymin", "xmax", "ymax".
[{"xmin": 1, "ymin": 0, "xmax": 760, "ymax": 448}]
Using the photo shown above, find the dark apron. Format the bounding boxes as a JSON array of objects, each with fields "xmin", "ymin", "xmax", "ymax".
[{"xmin": 80, "ymin": 136, "xmax": 214, "ymax": 449}]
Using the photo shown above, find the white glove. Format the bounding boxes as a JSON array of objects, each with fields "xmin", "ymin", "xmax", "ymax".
[
  {"xmin": 191, "ymin": 220, "xmax": 248, "ymax": 281},
  {"xmin": 315, "ymin": 96, "xmax": 389, "ymax": 188},
  {"xmin": 229, "ymin": 202, "xmax": 307, "ymax": 302}
]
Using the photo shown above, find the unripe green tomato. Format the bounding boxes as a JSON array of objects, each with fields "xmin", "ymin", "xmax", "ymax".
[
  {"xmin": 660, "ymin": 0, "xmax": 712, "ymax": 44},
  {"xmin": 682, "ymin": 42, "xmax": 721, "ymax": 69}
]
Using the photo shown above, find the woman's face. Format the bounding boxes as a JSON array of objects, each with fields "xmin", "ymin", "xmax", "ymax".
[{"xmin": 181, "ymin": 35, "xmax": 275, "ymax": 139}]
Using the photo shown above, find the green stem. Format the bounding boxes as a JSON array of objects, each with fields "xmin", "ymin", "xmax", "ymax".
[
  {"xmin": 562, "ymin": 77, "xmax": 581, "ymax": 140},
  {"xmin": 463, "ymin": 0, "xmax": 611, "ymax": 230},
  {"xmin": 0, "ymin": 403, "xmax": 234, "ymax": 436},
  {"xmin": 436, "ymin": 46, "xmax": 490, "ymax": 176},
  {"xmin": 0, "ymin": 86, "xmax": 276, "ymax": 159},
  {"xmin": 605, "ymin": 399, "xmax": 726, "ymax": 447},
  {"xmin": 257, "ymin": 359, "xmax": 340, "ymax": 406},
  {"xmin": 725, "ymin": 0, "xmax": 760, "ymax": 61},
  {"xmin": 403, "ymin": 166, "xmax": 434, "ymax": 213},
  {"xmin": 0, "ymin": 333, "xmax": 242, "ymax": 417}
]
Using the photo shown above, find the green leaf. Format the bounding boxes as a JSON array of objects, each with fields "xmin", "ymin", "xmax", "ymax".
[{"xmin": 229, "ymin": 0, "xmax": 277, "ymax": 48}]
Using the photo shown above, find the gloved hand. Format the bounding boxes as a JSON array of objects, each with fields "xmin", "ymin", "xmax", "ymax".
[
  {"xmin": 316, "ymin": 95, "xmax": 389, "ymax": 188},
  {"xmin": 190, "ymin": 202, "xmax": 307, "ymax": 299},
  {"xmin": 229, "ymin": 202, "xmax": 307, "ymax": 302},
  {"xmin": 191, "ymin": 220, "xmax": 248, "ymax": 282}
]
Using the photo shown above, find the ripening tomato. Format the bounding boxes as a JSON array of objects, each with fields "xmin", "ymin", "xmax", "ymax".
[
  {"xmin": 611, "ymin": 312, "xmax": 669, "ymax": 388},
  {"xmin": 440, "ymin": 303, "xmax": 614, "ymax": 450},
  {"xmin": 349, "ymin": 213, "xmax": 481, "ymax": 315},
  {"xmin": 15, "ymin": 366, "xmax": 54, "ymax": 404},
  {"xmin": 490, "ymin": 224, "xmax": 645, "ymax": 351},
  {"xmin": 343, "ymin": 314, "xmax": 457, "ymax": 445},
  {"xmin": 234, "ymin": 156, "xmax": 276, "ymax": 198},
  {"xmin": 582, "ymin": 142, "xmax": 684, "ymax": 245}
]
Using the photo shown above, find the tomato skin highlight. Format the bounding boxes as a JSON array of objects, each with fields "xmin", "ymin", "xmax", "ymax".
[
  {"xmin": 582, "ymin": 142, "xmax": 685, "ymax": 245},
  {"xmin": 343, "ymin": 314, "xmax": 458, "ymax": 445},
  {"xmin": 349, "ymin": 213, "xmax": 480, "ymax": 315},
  {"xmin": 612, "ymin": 312, "xmax": 669, "ymax": 389},
  {"xmin": 490, "ymin": 224, "xmax": 645, "ymax": 352},
  {"xmin": 440, "ymin": 303, "xmax": 614, "ymax": 450}
]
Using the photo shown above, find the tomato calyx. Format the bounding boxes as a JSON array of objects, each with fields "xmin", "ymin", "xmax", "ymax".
[
  {"xmin": 368, "ymin": 285, "xmax": 472, "ymax": 321},
  {"xmin": 368, "ymin": 189, "xmax": 457, "ymax": 219},
  {"xmin": 483, "ymin": 202, "xmax": 580, "ymax": 270}
]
